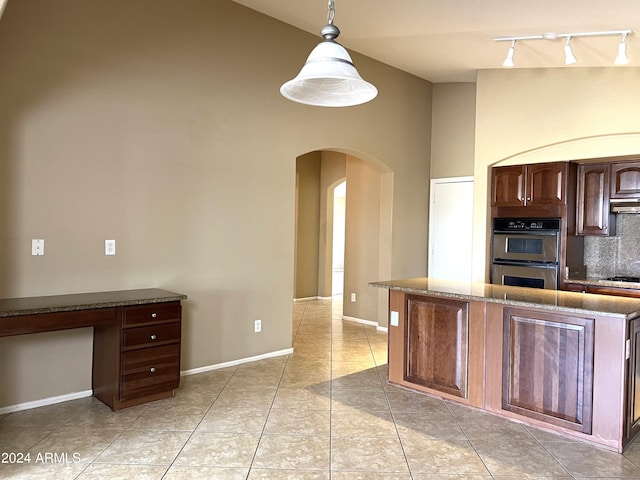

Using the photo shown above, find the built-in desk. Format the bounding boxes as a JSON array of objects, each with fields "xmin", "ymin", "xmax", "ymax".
[{"xmin": 0, "ymin": 288, "xmax": 187, "ymax": 410}]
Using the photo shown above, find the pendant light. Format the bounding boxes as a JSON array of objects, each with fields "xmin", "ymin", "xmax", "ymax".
[{"xmin": 280, "ymin": 0, "xmax": 377, "ymax": 107}]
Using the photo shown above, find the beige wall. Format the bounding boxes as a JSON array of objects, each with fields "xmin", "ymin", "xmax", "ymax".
[
  {"xmin": 0, "ymin": 0, "xmax": 432, "ymax": 407},
  {"xmin": 295, "ymin": 152, "xmax": 321, "ymax": 299},
  {"xmin": 473, "ymin": 67, "xmax": 640, "ymax": 283},
  {"xmin": 317, "ymin": 151, "xmax": 347, "ymax": 299},
  {"xmin": 431, "ymin": 83, "xmax": 476, "ymax": 178}
]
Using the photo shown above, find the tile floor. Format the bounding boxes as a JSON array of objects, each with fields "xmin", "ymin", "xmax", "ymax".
[{"xmin": 2, "ymin": 297, "xmax": 640, "ymax": 479}]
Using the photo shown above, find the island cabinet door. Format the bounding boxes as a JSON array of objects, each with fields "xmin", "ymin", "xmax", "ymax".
[
  {"xmin": 502, "ymin": 308, "xmax": 595, "ymax": 433},
  {"xmin": 626, "ymin": 318, "xmax": 640, "ymax": 443},
  {"xmin": 404, "ymin": 295, "xmax": 469, "ymax": 398}
]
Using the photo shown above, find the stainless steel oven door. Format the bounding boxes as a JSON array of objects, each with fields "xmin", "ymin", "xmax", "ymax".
[
  {"xmin": 491, "ymin": 262, "xmax": 558, "ymax": 290},
  {"xmin": 492, "ymin": 232, "xmax": 559, "ymax": 263}
]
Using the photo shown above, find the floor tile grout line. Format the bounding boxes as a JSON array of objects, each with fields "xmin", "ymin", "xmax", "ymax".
[
  {"xmin": 157, "ymin": 363, "xmax": 239, "ymax": 479},
  {"xmin": 245, "ymin": 332, "xmax": 293, "ymax": 479},
  {"xmin": 357, "ymin": 305, "xmax": 415, "ymax": 479}
]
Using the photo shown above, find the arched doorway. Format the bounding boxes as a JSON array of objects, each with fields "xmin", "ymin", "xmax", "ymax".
[{"xmin": 294, "ymin": 150, "xmax": 393, "ymax": 327}]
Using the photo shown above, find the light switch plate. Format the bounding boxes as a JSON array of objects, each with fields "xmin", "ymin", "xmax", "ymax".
[
  {"xmin": 105, "ymin": 239, "xmax": 116, "ymax": 255},
  {"xmin": 390, "ymin": 310, "xmax": 399, "ymax": 327}
]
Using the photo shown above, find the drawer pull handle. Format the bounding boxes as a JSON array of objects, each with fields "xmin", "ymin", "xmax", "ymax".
[
  {"xmin": 150, "ymin": 367, "xmax": 156, "ymax": 373},
  {"xmin": 151, "ymin": 313, "xmax": 158, "ymax": 318},
  {"xmin": 150, "ymin": 334, "xmax": 157, "ymax": 340}
]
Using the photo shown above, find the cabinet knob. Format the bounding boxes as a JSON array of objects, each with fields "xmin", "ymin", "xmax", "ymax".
[
  {"xmin": 151, "ymin": 312, "xmax": 158, "ymax": 318},
  {"xmin": 150, "ymin": 334, "xmax": 157, "ymax": 340},
  {"xmin": 150, "ymin": 367, "xmax": 156, "ymax": 373}
]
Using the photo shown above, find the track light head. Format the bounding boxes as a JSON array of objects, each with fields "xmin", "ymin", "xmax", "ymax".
[
  {"xmin": 615, "ymin": 33, "xmax": 629, "ymax": 65},
  {"xmin": 503, "ymin": 40, "xmax": 516, "ymax": 67},
  {"xmin": 564, "ymin": 37, "xmax": 577, "ymax": 65}
]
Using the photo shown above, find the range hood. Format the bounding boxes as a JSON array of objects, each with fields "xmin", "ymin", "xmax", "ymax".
[{"xmin": 610, "ymin": 198, "xmax": 640, "ymax": 213}]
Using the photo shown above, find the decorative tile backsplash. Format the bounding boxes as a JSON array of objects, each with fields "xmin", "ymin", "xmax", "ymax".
[{"xmin": 584, "ymin": 214, "xmax": 640, "ymax": 278}]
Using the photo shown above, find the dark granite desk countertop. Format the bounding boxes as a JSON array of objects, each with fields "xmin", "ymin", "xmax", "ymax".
[
  {"xmin": 0, "ymin": 288, "xmax": 187, "ymax": 317},
  {"xmin": 370, "ymin": 278, "xmax": 640, "ymax": 319}
]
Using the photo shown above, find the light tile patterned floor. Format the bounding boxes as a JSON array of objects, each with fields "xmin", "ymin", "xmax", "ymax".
[{"xmin": 2, "ymin": 297, "xmax": 640, "ymax": 479}]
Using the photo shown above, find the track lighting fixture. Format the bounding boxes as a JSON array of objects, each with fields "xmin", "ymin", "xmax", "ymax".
[
  {"xmin": 503, "ymin": 40, "xmax": 516, "ymax": 67},
  {"xmin": 564, "ymin": 37, "xmax": 577, "ymax": 65},
  {"xmin": 494, "ymin": 29, "xmax": 632, "ymax": 68},
  {"xmin": 280, "ymin": 0, "xmax": 377, "ymax": 107},
  {"xmin": 615, "ymin": 33, "xmax": 630, "ymax": 65}
]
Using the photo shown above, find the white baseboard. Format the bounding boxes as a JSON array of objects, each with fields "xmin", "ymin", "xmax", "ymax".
[
  {"xmin": 0, "ymin": 389, "xmax": 93, "ymax": 415},
  {"xmin": 181, "ymin": 348, "xmax": 294, "ymax": 377},
  {"xmin": 0, "ymin": 348, "xmax": 295, "ymax": 414},
  {"xmin": 294, "ymin": 296, "xmax": 334, "ymax": 302},
  {"xmin": 294, "ymin": 296, "xmax": 320, "ymax": 302},
  {"xmin": 342, "ymin": 315, "xmax": 388, "ymax": 333}
]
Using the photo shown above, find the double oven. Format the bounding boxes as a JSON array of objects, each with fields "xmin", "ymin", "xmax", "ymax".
[{"xmin": 490, "ymin": 217, "xmax": 561, "ymax": 290}]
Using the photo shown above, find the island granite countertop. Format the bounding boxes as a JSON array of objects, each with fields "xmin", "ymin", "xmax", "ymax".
[
  {"xmin": 0, "ymin": 288, "xmax": 187, "ymax": 317},
  {"xmin": 370, "ymin": 278, "xmax": 640, "ymax": 320}
]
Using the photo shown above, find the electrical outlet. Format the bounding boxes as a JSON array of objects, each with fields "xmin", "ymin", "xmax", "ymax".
[
  {"xmin": 351, "ymin": 292, "xmax": 356, "ymax": 302},
  {"xmin": 31, "ymin": 239, "xmax": 44, "ymax": 256},
  {"xmin": 105, "ymin": 239, "xmax": 116, "ymax": 256},
  {"xmin": 254, "ymin": 319, "xmax": 262, "ymax": 333}
]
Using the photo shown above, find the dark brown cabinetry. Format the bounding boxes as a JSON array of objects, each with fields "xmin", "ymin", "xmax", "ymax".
[
  {"xmin": 502, "ymin": 308, "xmax": 594, "ymax": 433},
  {"xmin": 576, "ymin": 163, "xmax": 615, "ymax": 236},
  {"xmin": 94, "ymin": 301, "xmax": 182, "ymax": 410},
  {"xmin": 611, "ymin": 161, "xmax": 640, "ymax": 198},
  {"xmin": 491, "ymin": 162, "xmax": 568, "ymax": 207},
  {"xmin": 627, "ymin": 318, "xmax": 640, "ymax": 443},
  {"xmin": 405, "ymin": 295, "xmax": 468, "ymax": 398},
  {"xmin": 491, "ymin": 165, "xmax": 525, "ymax": 207},
  {"xmin": 625, "ymin": 318, "xmax": 640, "ymax": 440}
]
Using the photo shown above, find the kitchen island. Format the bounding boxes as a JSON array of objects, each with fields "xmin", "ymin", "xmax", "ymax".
[{"xmin": 370, "ymin": 278, "xmax": 640, "ymax": 452}]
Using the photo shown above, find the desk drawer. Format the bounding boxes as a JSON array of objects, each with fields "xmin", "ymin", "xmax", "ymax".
[
  {"xmin": 120, "ymin": 344, "xmax": 180, "ymax": 401},
  {"xmin": 122, "ymin": 322, "xmax": 181, "ymax": 350},
  {"xmin": 122, "ymin": 302, "xmax": 181, "ymax": 327}
]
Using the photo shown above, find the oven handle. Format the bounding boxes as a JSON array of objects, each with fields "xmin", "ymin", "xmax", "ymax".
[{"xmin": 492, "ymin": 260, "xmax": 558, "ymax": 268}]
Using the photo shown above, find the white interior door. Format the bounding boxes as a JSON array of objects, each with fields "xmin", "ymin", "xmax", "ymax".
[{"xmin": 428, "ymin": 177, "xmax": 474, "ymax": 282}]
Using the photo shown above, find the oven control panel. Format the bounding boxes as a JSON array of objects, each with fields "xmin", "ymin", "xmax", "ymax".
[{"xmin": 493, "ymin": 218, "xmax": 561, "ymax": 232}]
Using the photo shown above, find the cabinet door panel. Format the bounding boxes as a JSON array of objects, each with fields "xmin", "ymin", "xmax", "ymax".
[
  {"xmin": 491, "ymin": 165, "xmax": 525, "ymax": 207},
  {"xmin": 627, "ymin": 319, "xmax": 640, "ymax": 442},
  {"xmin": 576, "ymin": 163, "xmax": 613, "ymax": 235},
  {"xmin": 527, "ymin": 162, "xmax": 567, "ymax": 206},
  {"xmin": 502, "ymin": 308, "xmax": 594, "ymax": 433},
  {"xmin": 611, "ymin": 161, "xmax": 640, "ymax": 198},
  {"xmin": 405, "ymin": 295, "xmax": 468, "ymax": 398}
]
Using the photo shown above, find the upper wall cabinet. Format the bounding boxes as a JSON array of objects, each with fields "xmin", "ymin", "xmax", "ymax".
[
  {"xmin": 491, "ymin": 162, "xmax": 568, "ymax": 207},
  {"xmin": 611, "ymin": 161, "xmax": 640, "ymax": 199},
  {"xmin": 576, "ymin": 163, "xmax": 615, "ymax": 236}
]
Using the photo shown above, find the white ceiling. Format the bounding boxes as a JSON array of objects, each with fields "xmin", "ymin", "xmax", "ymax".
[{"xmin": 233, "ymin": 0, "xmax": 640, "ymax": 83}]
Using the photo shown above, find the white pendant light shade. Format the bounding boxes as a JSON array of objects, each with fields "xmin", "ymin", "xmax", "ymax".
[
  {"xmin": 502, "ymin": 40, "xmax": 516, "ymax": 67},
  {"xmin": 281, "ymin": 39, "xmax": 377, "ymax": 107},
  {"xmin": 280, "ymin": 2, "xmax": 377, "ymax": 107}
]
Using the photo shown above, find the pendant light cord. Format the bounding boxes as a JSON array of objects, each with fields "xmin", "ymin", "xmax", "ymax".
[{"xmin": 327, "ymin": 0, "xmax": 335, "ymax": 24}]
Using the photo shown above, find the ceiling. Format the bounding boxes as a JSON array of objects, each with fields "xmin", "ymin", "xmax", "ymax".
[{"xmin": 233, "ymin": 0, "xmax": 640, "ymax": 83}]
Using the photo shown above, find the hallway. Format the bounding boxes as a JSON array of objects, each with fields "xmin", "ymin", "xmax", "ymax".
[{"xmin": 2, "ymin": 298, "xmax": 640, "ymax": 478}]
